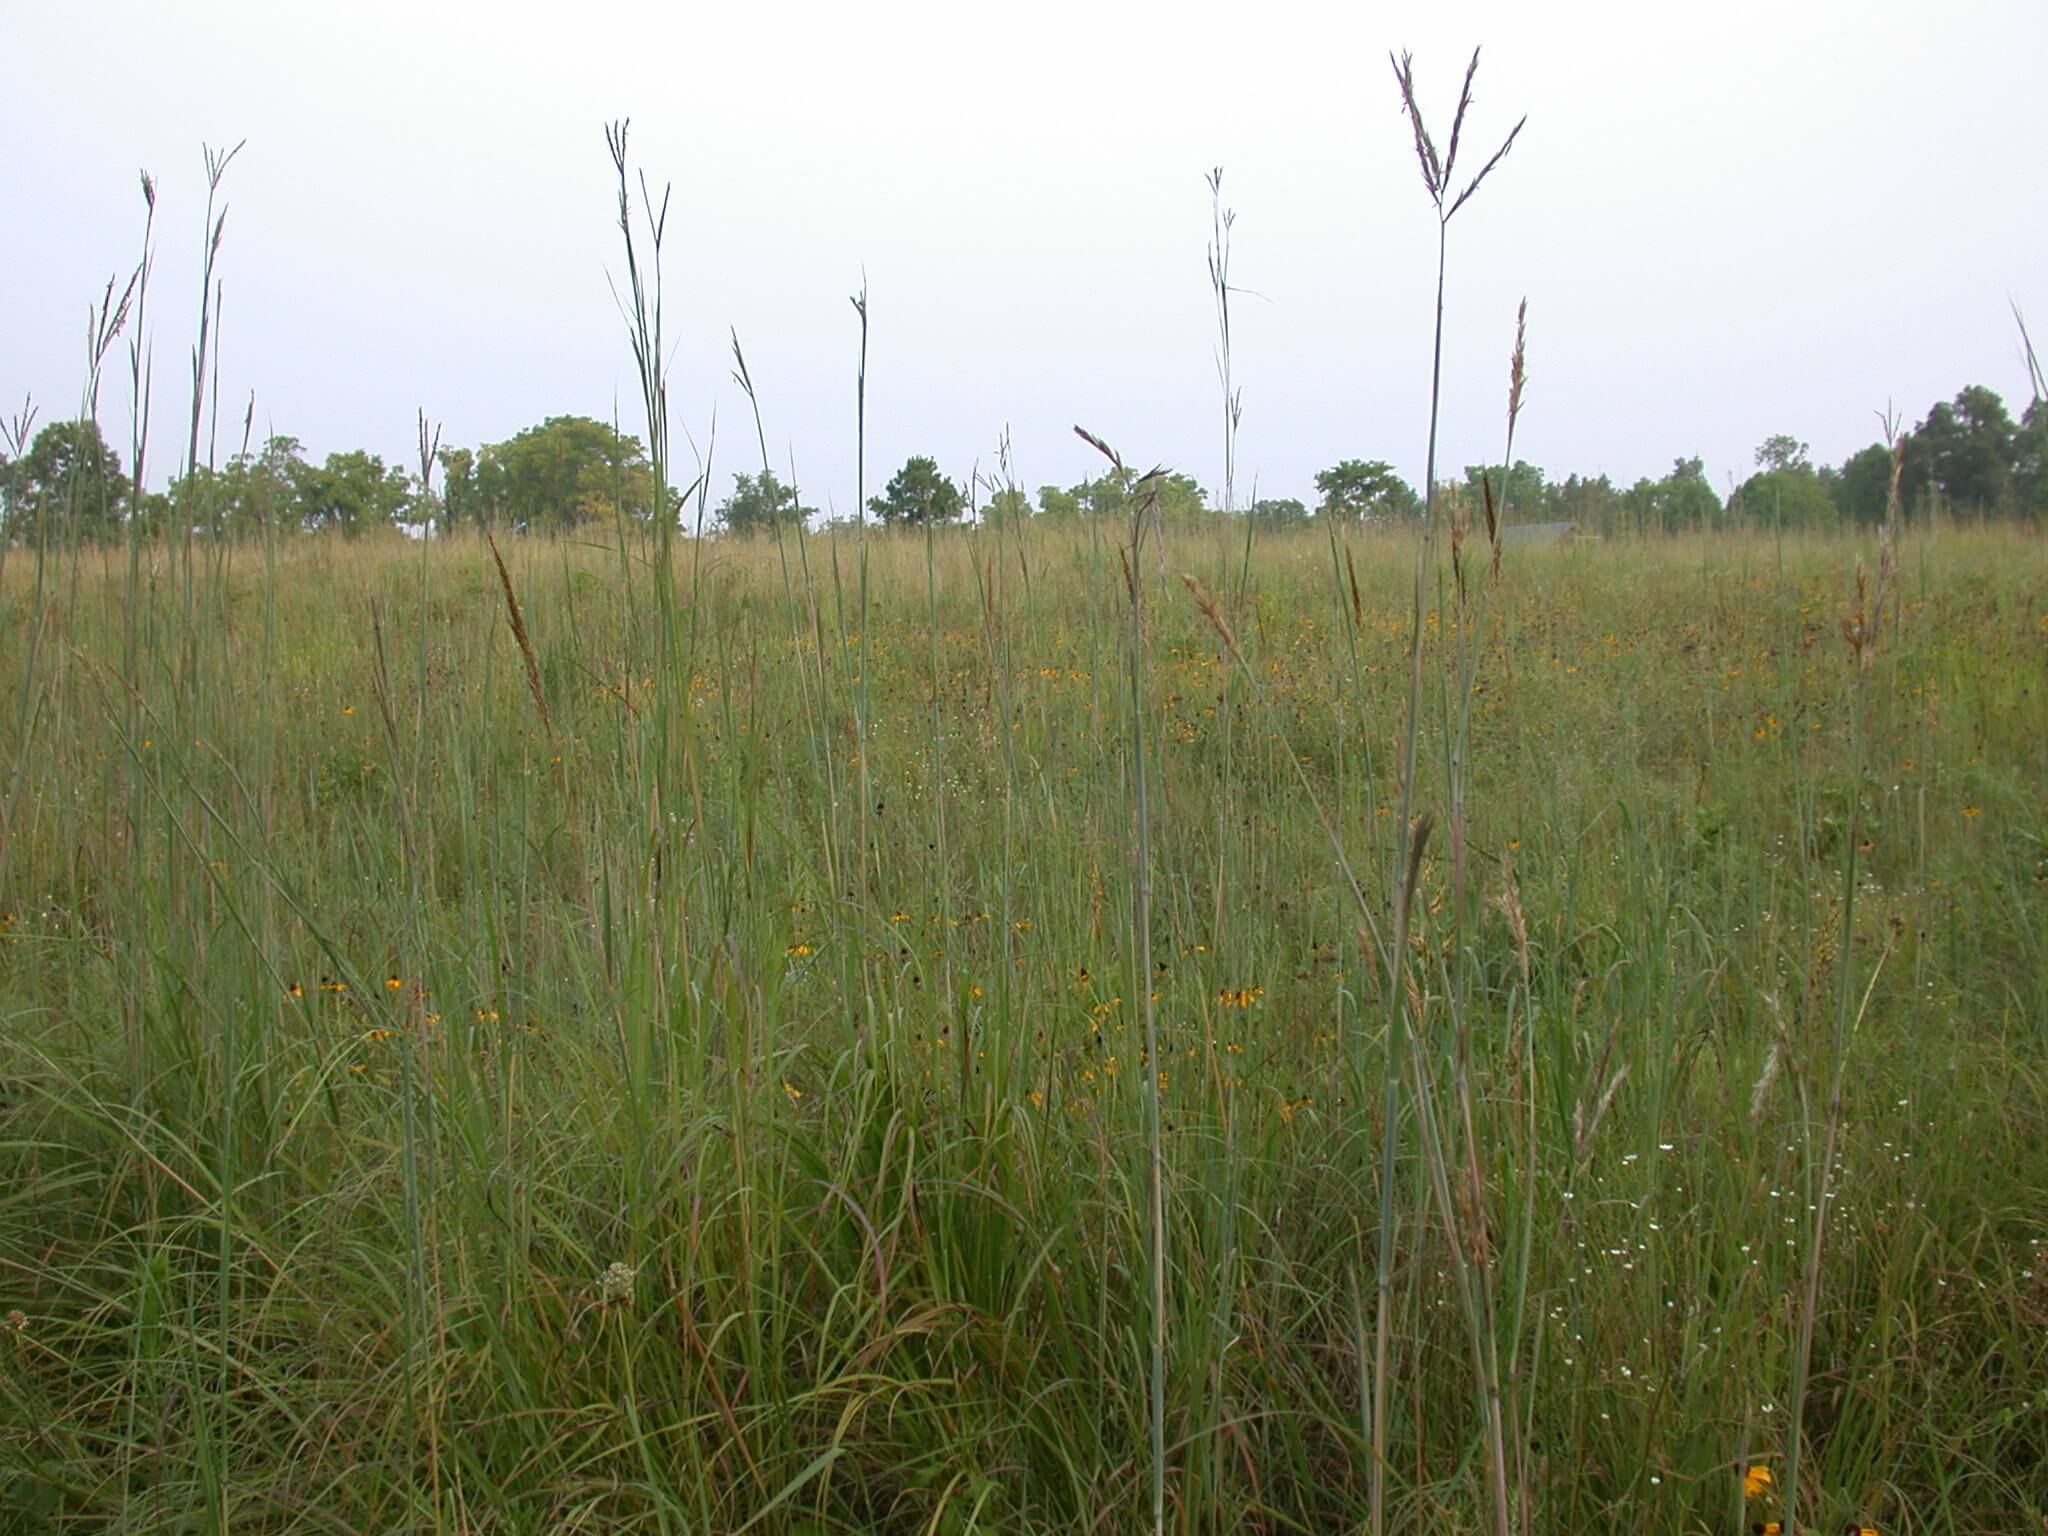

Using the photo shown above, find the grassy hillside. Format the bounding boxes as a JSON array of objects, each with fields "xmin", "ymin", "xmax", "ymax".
[{"xmin": 1, "ymin": 521, "xmax": 2043, "ymax": 1533}]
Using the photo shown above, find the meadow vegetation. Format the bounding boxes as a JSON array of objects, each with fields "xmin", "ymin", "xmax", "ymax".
[
  {"xmin": 3, "ymin": 57, "xmax": 2046, "ymax": 1536},
  {"xmin": 1, "ymin": 516, "xmax": 2043, "ymax": 1533}
]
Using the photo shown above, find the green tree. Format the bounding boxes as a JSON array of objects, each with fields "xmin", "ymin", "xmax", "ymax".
[
  {"xmin": 1905, "ymin": 386, "xmax": 2016, "ymax": 513},
  {"xmin": 177, "ymin": 434, "xmax": 308, "ymax": 537},
  {"xmin": 475, "ymin": 416, "xmax": 662, "ymax": 532},
  {"xmin": 1250, "ymin": 496, "xmax": 1310, "ymax": 528},
  {"xmin": 868, "ymin": 456, "xmax": 963, "ymax": 526},
  {"xmin": 1, "ymin": 419, "xmax": 130, "ymax": 544},
  {"xmin": 1661, "ymin": 456, "xmax": 1720, "ymax": 530},
  {"xmin": 981, "ymin": 486, "xmax": 1034, "ymax": 527},
  {"xmin": 1152, "ymin": 472, "xmax": 1208, "ymax": 526},
  {"xmin": 1622, "ymin": 457, "xmax": 1720, "ymax": 534},
  {"xmin": 436, "ymin": 446, "xmax": 477, "ymax": 534},
  {"xmin": 1733, "ymin": 466, "xmax": 1836, "ymax": 530},
  {"xmin": 1033, "ymin": 471, "xmax": 1206, "ymax": 526},
  {"xmin": 1543, "ymin": 473, "xmax": 1623, "ymax": 536},
  {"xmin": 716, "ymin": 469, "xmax": 815, "ymax": 535},
  {"xmin": 1314, "ymin": 459, "xmax": 1418, "ymax": 523},
  {"xmin": 1036, "ymin": 484, "xmax": 1082, "ymax": 521},
  {"xmin": 298, "ymin": 449, "xmax": 410, "ymax": 536},
  {"xmin": 1460, "ymin": 459, "xmax": 1546, "ymax": 517},
  {"xmin": 1833, "ymin": 443, "xmax": 1894, "ymax": 525},
  {"xmin": 1754, "ymin": 434, "xmax": 1811, "ymax": 473},
  {"xmin": 2014, "ymin": 398, "xmax": 2048, "ymax": 519}
]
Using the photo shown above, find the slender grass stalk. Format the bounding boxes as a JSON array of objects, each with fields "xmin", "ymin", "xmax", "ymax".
[
  {"xmin": 1377, "ymin": 50, "xmax": 1525, "ymax": 1536},
  {"xmin": 1204, "ymin": 167, "xmax": 1244, "ymax": 594},
  {"xmin": 1077, "ymin": 425, "xmax": 1168, "ymax": 1534},
  {"xmin": 1782, "ymin": 429, "xmax": 1903, "ymax": 1534}
]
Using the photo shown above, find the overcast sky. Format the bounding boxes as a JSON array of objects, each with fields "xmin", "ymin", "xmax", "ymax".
[{"xmin": 7, "ymin": 0, "xmax": 2045, "ymax": 512}]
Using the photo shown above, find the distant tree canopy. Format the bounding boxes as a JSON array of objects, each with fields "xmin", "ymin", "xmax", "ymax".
[
  {"xmin": 1315, "ymin": 459, "xmax": 1419, "ymax": 523},
  {"xmin": 716, "ymin": 469, "xmax": 816, "ymax": 535},
  {"xmin": 1903, "ymin": 385, "xmax": 2014, "ymax": 513},
  {"xmin": 869, "ymin": 457, "xmax": 963, "ymax": 526},
  {"xmin": 2016, "ymin": 398, "xmax": 2048, "ymax": 518},
  {"xmin": 1621, "ymin": 457, "xmax": 1722, "ymax": 533},
  {"xmin": 1833, "ymin": 444, "xmax": 1896, "ymax": 525},
  {"xmin": 9, "ymin": 381, "xmax": 2044, "ymax": 548},
  {"xmin": 1032, "ymin": 470, "xmax": 1208, "ymax": 526},
  {"xmin": 1545, "ymin": 473, "xmax": 1623, "ymax": 533},
  {"xmin": 1731, "ymin": 464, "xmax": 1835, "ymax": 530},
  {"xmin": 0, "ymin": 419, "xmax": 129, "ymax": 543},
  {"xmin": 1754, "ymin": 434, "xmax": 1811, "ymax": 473},
  {"xmin": 1250, "ymin": 496, "xmax": 1310, "ymax": 528},
  {"xmin": 981, "ymin": 485, "xmax": 1034, "ymax": 527},
  {"xmin": 1459, "ymin": 460, "xmax": 1546, "ymax": 518},
  {"xmin": 195, "ymin": 435, "xmax": 313, "ymax": 535},
  {"xmin": 296, "ymin": 449, "xmax": 412, "ymax": 536},
  {"xmin": 470, "ymin": 416, "xmax": 663, "ymax": 532}
]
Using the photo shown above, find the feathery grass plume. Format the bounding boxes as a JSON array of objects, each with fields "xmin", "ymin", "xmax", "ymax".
[
  {"xmin": 1449, "ymin": 301, "xmax": 1531, "ymax": 918},
  {"xmin": 1570, "ymin": 1063, "xmax": 1629, "ymax": 1166},
  {"xmin": 603, "ymin": 120, "xmax": 671, "ymax": 544},
  {"xmin": 1450, "ymin": 480, "xmax": 1471, "ymax": 606},
  {"xmin": 1749, "ymin": 1037, "xmax": 1782, "ymax": 1126},
  {"xmin": 183, "ymin": 141, "xmax": 242, "ymax": 484},
  {"xmin": 178, "ymin": 141, "xmax": 242, "ymax": 555},
  {"xmin": 486, "ymin": 532, "xmax": 552, "ymax": 737},
  {"xmin": 1180, "ymin": 572, "xmax": 1239, "ymax": 658},
  {"xmin": 1206, "ymin": 166, "xmax": 1257, "ymax": 613},
  {"xmin": 127, "ymin": 172, "xmax": 156, "ymax": 526},
  {"xmin": 1494, "ymin": 849, "xmax": 1530, "ymax": 986},
  {"xmin": 1493, "ymin": 298, "xmax": 1528, "ymax": 580},
  {"xmin": 1206, "ymin": 167, "xmax": 1242, "ymax": 525},
  {"xmin": 0, "ymin": 398, "xmax": 36, "ymax": 462},
  {"xmin": 1841, "ymin": 416, "xmax": 1903, "ymax": 670}
]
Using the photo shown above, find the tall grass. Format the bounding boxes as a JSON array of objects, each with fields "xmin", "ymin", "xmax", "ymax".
[
  {"xmin": 1, "ymin": 94, "xmax": 2045, "ymax": 1536},
  {"xmin": 5, "ymin": 515, "xmax": 2044, "ymax": 1532}
]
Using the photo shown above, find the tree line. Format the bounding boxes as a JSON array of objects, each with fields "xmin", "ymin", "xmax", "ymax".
[
  {"xmin": 0, "ymin": 415, "xmax": 665, "ymax": 544},
  {"xmin": 4, "ymin": 381, "xmax": 2043, "ymax": 545}
]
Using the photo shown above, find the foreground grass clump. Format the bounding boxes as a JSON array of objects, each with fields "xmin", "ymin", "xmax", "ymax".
[{"xmin": 0, "ymin": 522, "xmax": 2043, "ymax": 1533}]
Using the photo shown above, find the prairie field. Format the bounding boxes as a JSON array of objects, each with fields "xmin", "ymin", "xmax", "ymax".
[{"xmin": 0, "ymin": 519, "xmax": 2044, "ymax": 1534}]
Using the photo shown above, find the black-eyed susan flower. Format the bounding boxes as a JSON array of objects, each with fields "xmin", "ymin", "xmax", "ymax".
[
  {"xmin": 1744, "ymin": 1464, "xmax": 1773, "ymax": 1499},
  {"xmin": 384, "ymin": 975, "xmax": 403, "ymax": 992}
]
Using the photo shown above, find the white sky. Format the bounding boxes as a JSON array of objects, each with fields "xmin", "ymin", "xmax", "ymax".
[{"xmin": 6, "ymin": 0, "xmax": 2045, "ymax": 512}]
